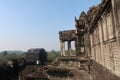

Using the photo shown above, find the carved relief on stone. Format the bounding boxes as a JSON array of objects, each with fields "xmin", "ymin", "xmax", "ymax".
[{"xmin": 59, "ymin": 30, "xmax": 76, "ymax": 41}]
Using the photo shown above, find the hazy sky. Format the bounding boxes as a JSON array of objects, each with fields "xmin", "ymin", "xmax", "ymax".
[{"xmin": 0, "ymin": 0, "xmax": 101, "ymax": 51}]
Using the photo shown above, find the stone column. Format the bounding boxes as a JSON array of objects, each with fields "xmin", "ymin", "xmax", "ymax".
[
  {"xmin": 112, "ymin": 0, "xmax": 120, "ymax": 72},
  {"xmin": 60, "ymin": 40, "xmax": 63, "ymax": 56},
  {"xmin": 60, "ymin": 41, "xmax": 65, "ymax": 56},
  {"xmin": 112, "ymin": 0, "xmax": 120, "ymax": 46},
  {"xmin": 68, "ymin": 41, "xmax": 72, "ymax": 56},
  {"xmin": 63, "ymin": 42, "xmax": 65, "ymax": 56},
  {"xmin": 76, "ymin": 36, "xmax": 81, "ymax": 56}
]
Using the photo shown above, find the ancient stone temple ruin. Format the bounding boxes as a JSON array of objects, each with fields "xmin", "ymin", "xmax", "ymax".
[
  {"xmin": 59, "ymin": 0, "xmax": 120, "ymax": 80},
  {"xmin": 0, "ymin": 0, "xmax": 120, "ymax": 80}
]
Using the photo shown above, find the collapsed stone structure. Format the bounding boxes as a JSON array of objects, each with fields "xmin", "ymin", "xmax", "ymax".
[
  {"xmin": 59, "ymin": 0, "xmax": 120, "ymax": 80},
  {"xmin": 59, "ymin": 23, "xmax": 85, "ymax": 57},
  {"xmin": 25, "ymin": 48, "xmax": 47, "ymax": 65},
  {"xmin": 59, "ymin": 30, "xmax": 76, "ymax": 56}
]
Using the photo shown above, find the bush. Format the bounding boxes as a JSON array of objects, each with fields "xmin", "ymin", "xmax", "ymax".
[{"xmin": 47, "ymin": 50, "xmax": 60, "ymax": 61}]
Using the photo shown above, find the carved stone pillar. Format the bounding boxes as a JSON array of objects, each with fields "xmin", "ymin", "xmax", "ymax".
[
  {"xmin": 76, "ymin": 36, "xmax": 81, "ymax": 56},
  {"xmin": 68, "ymin": 41, "xmax": 72, "ymax": 56},
  {"xmin": 60, "ymin": 40, "xmax": 63, "ymax": 56},
  {"xmin": 63, "ymin": 42, "xmax": 65, "ymax": 56},
  {"xmin": 112, "ymin": 0, "xmax": 120, "ymax": 46},
  {"xmin": 60, "ymin": 41, "xmax": 65, "ymax": 56}
]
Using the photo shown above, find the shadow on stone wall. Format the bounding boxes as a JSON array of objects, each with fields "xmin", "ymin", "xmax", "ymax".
[{"xmin": 90, "ymin": 60, "xmax": 120, "ymax": 80}]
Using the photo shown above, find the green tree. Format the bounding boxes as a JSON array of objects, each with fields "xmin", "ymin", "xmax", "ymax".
[
  {"xmin": 47, "ymin": 50, "xmax": 60, "ymax": 61},
  {"xmin": 0, "ymin": 51, "xmax": 26, "ymax": 61},
  {"xmin": 2, "ymin": 51, "xmax": 8, "ymax": 56}
]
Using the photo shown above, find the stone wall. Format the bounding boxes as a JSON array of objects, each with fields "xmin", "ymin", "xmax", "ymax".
[{"xmin": 81, "ymin": 0, "xmax": 120, "ymax": 78}]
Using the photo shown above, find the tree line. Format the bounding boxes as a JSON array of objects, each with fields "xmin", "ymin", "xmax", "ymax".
[{"xmin": 0, "ymin": 50, "xmax": 76, "ymax": 61}]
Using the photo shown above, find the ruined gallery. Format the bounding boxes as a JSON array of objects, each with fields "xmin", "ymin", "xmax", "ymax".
[{"xmin": 59, "ymin": 0, "xmax": 120, "ymax": 80}]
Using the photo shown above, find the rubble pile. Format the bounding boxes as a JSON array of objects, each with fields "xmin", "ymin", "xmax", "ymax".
[
  {"xmin": 20, "ymin": 66, "xmax": 48, "ymax": 80},
  {"xmin": 47, "ymin": 65, "xmax": 74, "ymax": 77}
]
